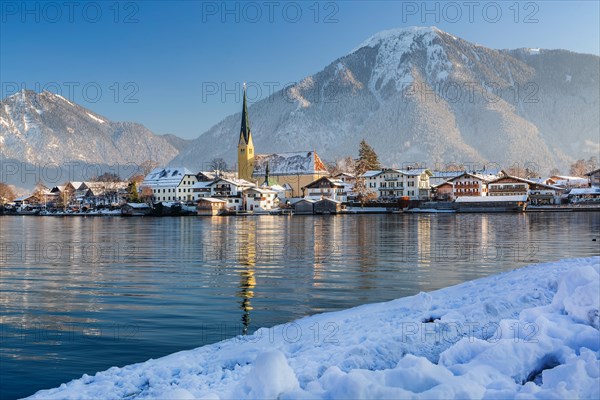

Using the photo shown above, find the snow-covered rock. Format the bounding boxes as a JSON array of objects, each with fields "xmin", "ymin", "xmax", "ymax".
[{"xmin": 27, "ymin": 257, "xmax": 600, "ymax": 399}]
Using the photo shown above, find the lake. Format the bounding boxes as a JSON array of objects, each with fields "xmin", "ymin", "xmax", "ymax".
[{"xmin": 1, "ymin": 213, "xmax": 599, "ymax": 399}]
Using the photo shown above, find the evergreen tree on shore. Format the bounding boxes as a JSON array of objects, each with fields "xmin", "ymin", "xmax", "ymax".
[{"xmin": 355, "ymin": 139, "xmax": 381, "ymax": 175}]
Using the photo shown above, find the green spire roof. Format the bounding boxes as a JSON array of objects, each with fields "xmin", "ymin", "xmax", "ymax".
[{"xmin": 239, "ymin": 84, "xmax": 251, "ymax": 145}]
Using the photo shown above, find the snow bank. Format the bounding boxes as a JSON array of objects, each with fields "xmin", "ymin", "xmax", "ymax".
[{"xmin": 28, "ymin": 257, "xmax": 600, "ymax": 399}]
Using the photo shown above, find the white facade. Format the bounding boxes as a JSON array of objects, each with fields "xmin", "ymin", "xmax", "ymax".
[
  {"xmin": 244, "ymin": 188, "xmax": 278, "ymax": 211},
  {"xmin": 362, "ymin": 169, "xmax": 430, "ymax": 200},
  {"xmin": 449, "ymin": 173, "xmax": 489, "ymax": 197},
  {"xmin": 303, "ymin": 178, "xmax": 350, "ymax": 202},
  {"xmin": 208, "ymin": 178, "xmax": 256, "ymax": 211},
  {"xmin": 142, "ymin": 167, "xmax": 195, "ymax": 203}
]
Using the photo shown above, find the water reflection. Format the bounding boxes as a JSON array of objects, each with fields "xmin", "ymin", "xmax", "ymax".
[{"xmin": 0, "ymin": 213, "xmax": 599, "ymax": 399}]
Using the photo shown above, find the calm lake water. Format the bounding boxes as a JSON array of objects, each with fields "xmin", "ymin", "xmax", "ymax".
[{"xmin": 1, "ymin": 213, "xmax": 599, "ymax": 399}]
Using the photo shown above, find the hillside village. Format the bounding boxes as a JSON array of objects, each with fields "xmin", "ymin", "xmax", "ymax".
[{"xmin": 1, "ymin": 88, "xmax": 599, "ymax": 216}]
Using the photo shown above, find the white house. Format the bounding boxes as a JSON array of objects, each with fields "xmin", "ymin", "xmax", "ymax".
[
  {"xmin": 361, "ymin": 168, "xmax": 431, "ymax": 200},
  {"xmin": 208, "ymin": 177, "xmax": 256, "ymax": 211},
  {"xmin": 142, "ymin": 167, "xmax": 194, "ymax": 203},
  {"xmin": 446, "ymin": 172, "xmax": 497, "ymax": 198},
  {"xmin": 244, "ymin": 187, "xmax": 278, "ymax": 212},
  {"xmin": 302, "ymin": 177, "xmax": 350, "ymax": 202}
]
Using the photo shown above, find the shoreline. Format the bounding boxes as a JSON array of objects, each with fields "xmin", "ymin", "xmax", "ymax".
[
  {"xmin": 26, "ymin": 257, "xmax": 600, "ymax": 399},
  {"xmin": 3, "ymin": 204, "xmax": 600, "ymax": 217}
]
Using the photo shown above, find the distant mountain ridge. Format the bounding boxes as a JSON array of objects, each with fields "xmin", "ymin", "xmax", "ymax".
[
  {"xmin": 171, "ymin": 26, "xmax": 599, "ymax": 173},
  {"xmin": 1, "ymin": 27, "xmax": 598, "ymax": 178},
  {"xmin": 0, "ymin": 90, "xmax": 183, "ymax": 166}
]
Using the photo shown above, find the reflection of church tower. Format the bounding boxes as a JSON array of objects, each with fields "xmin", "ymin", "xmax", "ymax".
[
  {"xmin": 237, "ymin": 223, "xmax": 257, "ymax": 335},
  {"xmin": 237, "ymin": 84, "xmax": 255, "ymax": 182}
]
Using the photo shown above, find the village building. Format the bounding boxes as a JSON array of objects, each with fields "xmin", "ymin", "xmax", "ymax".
[
  {"xmin": 446, "ymin": 172, "xmax": 496, "ymax": 198},
  {"xmin": 566, "ymin": 187, "xmax": 600, "ymax": 204},
  {"xmin": 331, "ymin": 172, "xmax": 356, "ymax": 184},
  {"xmin": 196, "ymin": 198, "xmax": 227, "ymax": 216},
  {"xmin": 431, "ymin": 181, "xmax": 454, "ymax": 201},
  {"xmin": 243, "ymin": 187, "xmax": 278, "ymax": 212},
  {"xmin": 121, "ymin": 203, "xmax": 152, "ymax": 216},
  {"xmin": 546, "ymin": 175, "xmax": 589, "ymax": 188},
  {"xmin": 302, "ymin": 177, "xmax": 350, "ymax": 202},
  {"xmin": 235, "ymin": 84, "xmax": 328, "ymax": 197},
  {"xmin": 77, "ymin": 181, "xmax": 129, "ymax": 205},
  {"xmin": 361, "ymin": 168, "xmax": 432, "ymax": 200},
  {"xmin": 292, "ymin": 198, "xmax": 316, "ymax": 215},
  {"xmin": 314, "ymin": 198, "xmax": 344, "ymax": 214},
  {"xmin": 141, "ymin": 167, "xmax": 195, "ymax": 203},
  {"xmin": 585, "ymin": 169, "xmax": 600, "ymax": 188},
  {"xmin": 454, "ymin": 195, "xmax": 528, "ymax": 212},
  {"xmin": 487, "ymin": 175, "xmax": 563, "ymax": 205},
  {"xmin": 190, "ymin": 181, "xmax": 212, "ymax": 201},
  {"xmin": 208, "ymin": 177, "xmax": 256, "ymax": 211},
  {"xmin": 429, "ymin": 171, "xmax": 464, "ymax": 187}
]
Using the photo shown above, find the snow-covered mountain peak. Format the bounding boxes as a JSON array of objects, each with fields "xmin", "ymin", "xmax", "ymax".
[
  {"xmin": 354, "ymin": 26, "xmax": 452, "ymax": 99},
  {"xmin": 352, "ymin": 26, "xmax": 441, "ymax": 53}
]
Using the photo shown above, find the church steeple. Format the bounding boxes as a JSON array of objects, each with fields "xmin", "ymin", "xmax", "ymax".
[
  {"xmin": 239, "ymin": 83, "xmax": 252, "ymax": 145},
  {"xmin": 237, "ymin": 83, "xmax": 255, "ymax": 182}
]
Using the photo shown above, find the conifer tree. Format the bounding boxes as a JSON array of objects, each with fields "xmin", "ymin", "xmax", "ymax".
[{"xmin": 127, "ymin": 181, "xmax": 140, "ymax": 203}]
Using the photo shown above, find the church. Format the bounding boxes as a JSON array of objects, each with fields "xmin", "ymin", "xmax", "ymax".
[{"xmin": 237, "ymin": 85, "xmax": 329, "ymax": 198}]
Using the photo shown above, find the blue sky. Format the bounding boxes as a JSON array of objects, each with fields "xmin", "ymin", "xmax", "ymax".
[{"xmin": 1, "ymin": 1, "xmax": 598, "ymax": 139}]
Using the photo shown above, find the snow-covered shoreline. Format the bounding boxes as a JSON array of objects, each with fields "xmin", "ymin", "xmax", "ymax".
[{"xmin": 28, "ymin": 257, "xmax": 599, "ymax": 399}]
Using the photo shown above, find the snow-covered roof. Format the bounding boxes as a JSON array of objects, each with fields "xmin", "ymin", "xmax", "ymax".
[
  {"xmin": 210, "ymin": 177, "xmax": 256, "ymax": 188},
  {"xmin": 267, "ymin": 184, "xmax": 287, "ymax": 192},
  {"xmin": 568, "ymin": 188, "xmax": 600, "ymax": 196},
  {"xmin": 198, "ymin": 197, "xmax": 227, "ymax": 203},
  {"xmin": 247, "ymin": 187, "xmax": 277, "ymax": 194},
  {"xmin": 315, "ymin": 198, "xmax": 342, "ymax": 204},
  {"xmin": 143, "ymin": 167, "xmax": 193, "ymax": 187},
  {"xmin": 14, "ymin": 195, "xmax": 34, "ymax": 202},
  {"xmin": 361, "ymin": 168, "xmax": 429, "ymax": 179},
  {"xmin": 585, "ymin": 169, "xmax": 600, "ymax": 176},
  {"xmin": 68, "ymin": 181, "xmax": 84, "ymax": 190},
  {"xmin": 253, "ymin": 151, "xmax": 328, "ymax": 176},
  {"xmin": 455, "ymin": 195, "xmax": 528, "ymax": 203},
  {"xmin": 550, "ymin": 175, "xmax": 587, "ymax": 182},
  {"xmin": 191, "ymin": 181, "xmax": 212, "ymax": 189},
  {"xmin": 488, "ymin": 175, "xmax": 561, "ymax": 190},
  {"xmin": 448, "ymin": 172, "xmax": 496, "ymax": 183},
  {"xmin": 361, "ymin": 170, "xmax": 383, "ymax": 178},
  {"xmin": 124, "ymin": 202, "xmax": 150, "ymax": 209},
  {"xmin": 304, "ymin": 177, "xmax": 346, "ymax": 189},
  {"xmin": 430, "ymin": 171, "xmax": 464, "ymax": 179}
]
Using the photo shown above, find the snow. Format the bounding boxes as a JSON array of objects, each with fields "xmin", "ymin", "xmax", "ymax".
[
  {"xmin": 455, "ymin": 195, "xmax": 528, "ymax": 203},
  {"xmin": 253, "ymin": 151, "xmax": 328, "ymax": 176},
  {"xmin": 352, "ymin": 26, "xmax": 452, "ymax": 101},
  {"xmin": 27, "ymin": 257, "xmax": 600, "ymax": 399},
  {"xmin": 86, "ymin": 112, "xmax": 105, "ymax": 124}
]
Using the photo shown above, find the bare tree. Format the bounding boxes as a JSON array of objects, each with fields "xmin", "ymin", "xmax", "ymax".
[
  {"xmin": 140, "ymin": 185, "xmax": 154, "ymax": 204},
  {"xmin": 0, "ymin": 182, "xmax": 16, "ymax": 205},
  {"xmin": 139, "ymin": 160, "xmax": 159, "ymax": 176},
  {"xmin": 328, "ymin": 156, "xmax": 355, "ymax": 176},
  {"xmin": 93, "ymin": 172, "xmax": 121, "ymax": 182},
  {"xmin": 209, "ymin": 158, "xmax": 228, "ymax": 176},
  {"xmin": 569, "ymin": 159, "xmax": 589, "ymax": 177}
]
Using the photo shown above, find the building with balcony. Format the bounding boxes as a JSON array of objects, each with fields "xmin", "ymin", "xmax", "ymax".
[
  {"xmin": 302, "ymin": 177, "xmax": 350, "ymax": 202},
  {"xmin": 361, "ymin": 168, "xmax": 431, "ymax": 200}
]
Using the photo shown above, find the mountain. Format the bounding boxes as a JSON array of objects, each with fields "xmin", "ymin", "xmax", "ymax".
[
  {"xmin": 0, "ymin": 90, "xmax": 182, "ymax": 166},
  {"xmin": 172, "ymin": 27, "xmax": 599, "ymax": 173}
]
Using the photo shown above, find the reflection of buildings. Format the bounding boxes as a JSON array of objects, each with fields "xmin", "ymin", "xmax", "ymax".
[{"xmin": 236, "ymin": 221, "xmax": 257, "ymax": 335}]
